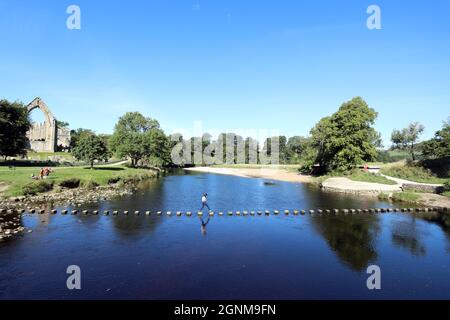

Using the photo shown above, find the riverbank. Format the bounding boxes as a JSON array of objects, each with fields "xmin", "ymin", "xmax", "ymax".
[
  {"xmin": 185, "ymin": 166, "xmax": 450, "ymax": 208},
  {"xmin": 320, "ymin": 177, "xmax": 402, "ymax": 196},
  {"xmin": 184, "ymin": 166, "xmax": 314, "ymax": 183},
  {"xmin": 0, "ymin": 165, "xmax": 160, "ymax": 208}
]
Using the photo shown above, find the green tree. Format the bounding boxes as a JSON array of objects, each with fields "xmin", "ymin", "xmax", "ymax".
[
  {"xmin": 168, "ymin": 133, "xmax": 189, "ymax": 167},
  {"xmin": 56, "ymin": 120, "xmax": 70, "ymax": 128},
  {"xmin": 245, "ymin": 137, "xmax": 259, "ymax": 164},
  {"xmin": 285, "ymin": 136, "xmax": 310, "ymax": 164},
  {"xmin": 0, "ymin": 99, "xmax": 31, "ymax": 159},
  {"xmin": 307, "ymin": 97, "xmax": 380, "ymax": 173},
  {"xmin": 391, "ymin": 122, "xmax": 425, "ymax": 161},
  {"xmin": 70, "ymin": 128, "xmax": 95, "ymax": 150},
  {"xmin": 109, "ymin": 112, "xmax": 168, "ymax": 167},
  {"xmin": 421, "ymin": 118, "xmax": 450, "ymax": 159},
  {"xmin": 144, "ymin": 127, "xmax": 171, "ymax": 167},
  {"xmin": 72, "ymin": 134, "xmax": 109, "ymax": 168}
]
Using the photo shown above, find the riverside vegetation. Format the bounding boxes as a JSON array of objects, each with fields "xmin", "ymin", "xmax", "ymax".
[{"xmin": 1, "ymin": 97, "xmax": 449, "ymax": 204}]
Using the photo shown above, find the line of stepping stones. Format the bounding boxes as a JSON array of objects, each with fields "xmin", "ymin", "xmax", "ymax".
[{"xmin": 0, "ymin": 207, "xmax": 448, "ymax": 216}]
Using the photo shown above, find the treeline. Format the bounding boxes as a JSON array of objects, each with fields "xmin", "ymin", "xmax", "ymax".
[
  {"xmin": 1, "ymin": 97, "xmax": 449, "ymax": 174},
  {"xmin": 166, "ymin": 97, "xmax": 381, "ymax": 173},
  {"xmin": 0, "ymin": 99, "xmax": 31, "ymax": 160}
]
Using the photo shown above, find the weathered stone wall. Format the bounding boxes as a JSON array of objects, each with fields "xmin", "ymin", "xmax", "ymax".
[
  {"xmin": 25, "ymin": 98, "xmax": 70, "ymax": 152},
  {"xmin": 402, "ymin": 183, "xmax": 444, "ymax": 194},
  {"xmin": 57, "ymin": 127, "xmax": 71, "ymax": 149}
]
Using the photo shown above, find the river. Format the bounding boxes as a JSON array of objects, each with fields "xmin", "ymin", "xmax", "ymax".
[{"xmin": 0, "ymin": 171, "xmax": 449, "ymax": 299}]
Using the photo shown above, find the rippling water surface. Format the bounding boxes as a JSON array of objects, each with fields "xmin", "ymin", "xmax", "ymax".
[{"xmin": 1, "ymin": 171, "xmax": 449, "ymax": 299}]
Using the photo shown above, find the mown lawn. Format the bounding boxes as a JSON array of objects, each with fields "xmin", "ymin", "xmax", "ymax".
[{"xmin": 0, "ymin": 165, "xmax": 157, "ymax": 197}]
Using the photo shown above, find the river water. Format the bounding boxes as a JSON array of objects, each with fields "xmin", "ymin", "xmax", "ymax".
[{"xmin": 1, "ymin": 171, "xmax": 449, "ymax": 299}]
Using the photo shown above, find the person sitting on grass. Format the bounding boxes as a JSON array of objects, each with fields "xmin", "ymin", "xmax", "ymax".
[{"xmin": 42, "ymin": 167, "xmax": 52, "ymax": 179}]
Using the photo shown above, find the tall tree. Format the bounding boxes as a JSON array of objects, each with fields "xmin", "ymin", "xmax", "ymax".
[
  {"xmin": 145, "ymin": 127, "xmax": 171, "ymax": 167},
  {"xmin": 0, "ymin": 99, "xmax": 31, "ymax": 159},
  {"xmin": 109, "ymin": 112, "xmax": 167, "ymax": 167},
  {"xmin": 421, "ymin": 118, "xmax": 450, "ymax": 159},
  {"xmin": 308, "ymin": 97, "xmax": 380, "ymax": 172},
  {"xmin": 70, "ymin": 128, "xmax": 95, "ymax": 150},
  {"xmin": 72, "ymin": 134, "xmax": 109, "ymax": 168},
  {"xmin": 245, "ymin": 137, "xmax": 259, "ymax": 164},
  {"xmin": 391, "ymin": 122, "xmax": 425, "ymax": 161},
  {"xmin": 285, "ymin": 136, "xmax": 309, "ymax": 164}
]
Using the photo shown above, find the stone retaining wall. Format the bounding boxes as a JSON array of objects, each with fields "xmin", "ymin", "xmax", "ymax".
[{"xmin": 402, "ymin": 183, "xmax": 444, "ymax": 194}]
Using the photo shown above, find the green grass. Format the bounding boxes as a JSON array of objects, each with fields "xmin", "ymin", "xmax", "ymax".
[
  {"xmin": 317, "ymin": 170, "xmax": 397, "ymax": 185},
  {"xmin": 378, "ymin": 192, "xmax": 390, "ymax": 201},
  {"xmin": 380, "ymin": 164, "xmax": 446, "ymax": 184},
  {"xmin": 347, "ymin": 170, "xmax": 397, "ymax": 185},
  {"xmin": 26, "ymin": 151, "xmax": 75, "ymax": 161},
  {"xmin": 443, "ymin": 191, "xmax": 450, "ymax": 198},
  {"xmin": 378, "ymin": 191, "xmax": 421, "ymax": 204},
  {"xmin": 0, "ymin": 165, "xmax": 157, "ymax": 197},
  {"xmin": 392, "ymin": 192, "xmax": 420, "ymax": 203},
  {"xmin": 387, "ymin": 149, "xmax": 413, "ymax": 160}
]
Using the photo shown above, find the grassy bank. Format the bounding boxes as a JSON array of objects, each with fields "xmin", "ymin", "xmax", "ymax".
[
  {"xmin": 0, "ymin": 165, "xmax": 158, "ymax": 197},
  {"xmin": 317, "ymin": 170, "xmax": 397, "ymax": 185},
  {"xmin": 380, "ymin": 163, "xmax": 447, "ymax": 184},
  {"xmin": 379, "ymin": 192, "xmax": 420, "ymax": 203},
  {"xmin": 347, "ymin": 170, "xmax": 397, "ymax": 185}
]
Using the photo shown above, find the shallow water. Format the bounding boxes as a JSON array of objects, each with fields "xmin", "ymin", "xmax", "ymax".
[{"xmin": 0, "ymin": 171, "xmax": 449, "ymax": 299}]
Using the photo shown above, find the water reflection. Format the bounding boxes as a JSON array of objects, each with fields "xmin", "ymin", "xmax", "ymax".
[
  {"xmin": 199, "ymin": 216, "xmax": 211, "ymax": 236},
  {"xmin": 111, "ymin": 215, "xmax": 162, "ymax": 238},
  {"xmin": 391, "ymin": 217, "xmax": 426, "ymax": 256},
  {"xmin": 311, "ymin": 214, "xmax": 381, "ymax": 271},
  {"xmin": 1, "ymin": 172, "xmax": 450, "ymax": 299},
  {"xmin": 419, "ymin": 212, "xmax": 450, "ymax": 253}
]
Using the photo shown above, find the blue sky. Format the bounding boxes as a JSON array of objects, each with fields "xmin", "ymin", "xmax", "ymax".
[{"xmin": 0, "ymin": 0, "xmax": 449, "ymax": 146}]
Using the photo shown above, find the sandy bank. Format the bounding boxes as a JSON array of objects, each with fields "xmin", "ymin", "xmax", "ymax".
[
  {"xmin": 321, "ymin": 177, "xmax": 402, "ymax": 196},
  {"xmin": 184, "ymin": 167, "xmax": 314, "ymax": 183}
]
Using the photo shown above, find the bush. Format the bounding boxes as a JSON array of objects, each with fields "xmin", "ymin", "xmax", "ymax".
[
  {"xmin": 420, "ymin": 156, "xmax": 450, "ymax": 178},
  {"xmin": 22, "ymin": 180, "xmax": 54, "ymax": 195},
  {"xmin": 444, "ymin": 180, "xmax": 450, "ymax": 192},
  {"xmin": 58, "ymin": 178, "xmax": 81, "ymax": 189},
  {"xmin": 391, "ymin": 192, "xmax": 420, "ymax": 203},
  {"xmin": 107, "ymin": 176, "xmax": 121, "ymax": 184},
  {"xmin": 378, "ymin": 192, "xmax": 390, "ymax": 201},
  {"xmin": 376, "ymin": 150, "xmax": 411, "ymax": 163},
  {"xmin": 83, "ymin": 179, "xmax": 99, "ymax": 189}
]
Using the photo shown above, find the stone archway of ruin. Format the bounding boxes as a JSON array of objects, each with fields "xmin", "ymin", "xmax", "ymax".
[{"xmin": 26, "ymin": 97, "xmax": 55, "ymax": 125}]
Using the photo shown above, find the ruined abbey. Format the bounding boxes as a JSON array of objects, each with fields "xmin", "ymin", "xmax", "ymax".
[{"xmin": 26, "ymin": 98, "xmax": 71, "ymax": 152}]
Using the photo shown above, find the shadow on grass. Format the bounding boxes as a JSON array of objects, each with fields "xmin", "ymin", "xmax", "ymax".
[{"xmin": 84, "ymin": 167, "xmax": 125, "ymax": 171}]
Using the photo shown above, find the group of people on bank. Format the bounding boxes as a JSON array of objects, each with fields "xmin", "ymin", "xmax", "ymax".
[{"xmin": 31, "ymin": 167, "xmax": 53, "ymax": 180}]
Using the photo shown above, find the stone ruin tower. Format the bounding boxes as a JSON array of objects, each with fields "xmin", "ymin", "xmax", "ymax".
[{"xmin": 26, "ymin": 97, "xmax": 71, "ymax": 152}]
